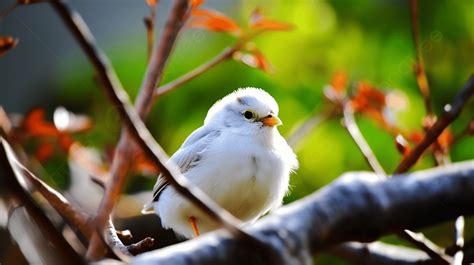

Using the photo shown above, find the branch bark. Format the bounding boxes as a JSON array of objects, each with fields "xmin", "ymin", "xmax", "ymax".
[
  {"xmin": 330, "ymin": 242, "xmax": 431, "ymax": 265},
  {"xmin": 49, "ymin": 0, "xmax": 265, "ymax": 261},
  {"xmin": 127, "ymin": 160, "xmax": 474, "ymax": 265},
  {"xmin": 394, "ymin": 74, "xmax": 474, "ymax": 174},
  {"xmin": 153, "ymin": 46, "xmax": 237, "ymax": 101}
]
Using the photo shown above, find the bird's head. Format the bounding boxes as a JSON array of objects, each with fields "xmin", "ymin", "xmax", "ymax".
[{"xmin": 204, "ymin": 87, "xmax": 282, "ymax": 134}]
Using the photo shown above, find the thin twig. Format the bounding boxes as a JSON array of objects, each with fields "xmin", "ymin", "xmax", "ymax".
[
  {"xmin": 410, "ymin": 0, "xmax": 452, "ymax": 166},
  {"xmin": 152, "ymin": 24, "xmax": 274, "ymax": 102},
  {"xmin": 152, "ymin": 46, "xmax": 237, "ymax": 101},
  {"xmin": 0, "ymin": 2, "xmax": 17, "ymax": 22},
  {"xmin": 105, "ymin": 217, "xmax": 154, "ymax": 257},
  {"xmin": 343, "ymin": 103, "xmax": 387, "ymax": 177},
  {"xmin": 48, "ymin": 0, "xmax": 264, "ymax": 261},
  {"xmin": 0, "ymin": 111, "xmax": 93, "ymax": 238},
  {"xmin": 287, "ymin": 106, "xmax": 334, "ymax": 149},
  {"xmin": 144, "ymin": 1, "xmax": 157, "ymax": 62},
  {"xmin": 394, "ymin": 74, "xmax": 474, "ymax": 174},
  {"xmin": 19, "ymin": 164, "xmax": 94, "ymax": 238},
  {"xmin": 451, "ymin": 119, "xmax": 473, "ymax": 145},
  {"xmin": 341, "ymin": 103, "xmax": 449, "ymax": 262},
  {"xmin": 399, "ymin": 230, "xmax": 451, "ymax": 264},
  {"xmin": 410, "ymin": 0, "xmax": 432, "ymax": 115},
  {"xmin": 453, "ymin": 216, "xmax": 465, "ymax": 265}
]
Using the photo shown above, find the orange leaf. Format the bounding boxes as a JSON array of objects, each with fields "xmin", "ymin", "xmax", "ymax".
[
  {"xmin": 35, "ymin": 142, "xmax": 54, "ymax": 162},
  {"xmin": 232, "ymin": 48, "xmax": 273, "ymax": 73},
  {"xmin": 438, "ymin": 129, "xmax": 453, "ymax": 148},
  {"xmin": 409, "ymin": 131, "xmax": 424, "ymax": 144},
  {"xmin": 59, "ymin": 134, "xmax": 75, "ymax": 152},
  {"xmin": 351, "ymin": 81, "xmax": 386, "ymax": 113},
  {"xmin": 132, "ymin": 150, "xmax": 160, "ymax": 176},
  {"xmin": 0, "ymin": 36, "xmax": 19, "ymax": 57},
  {"xmin": 145, "ymin": 0, "xmax": 157, "ymax": 7},
  {"xmin": 190, "ymin": 0, "xmax": 204, "ymax": 8},
  {"xmin": 249, "ymin": 8, "xmax": 293, "ymax": 31},
  {"xmin": 23, "ymin": 108, "xmax": 59, "ymax": 137},
  {"xmin": 330, "ymin": 71, "xmax": 348, "ymax": 93},
  {"xmin": 189, "ymin": 9, "xmax": 241, "ymax": 36}
]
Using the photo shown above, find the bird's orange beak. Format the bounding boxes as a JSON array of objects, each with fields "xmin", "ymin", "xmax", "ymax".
[{"xmin": 259, "ymin": 115, "xmax": 282, "ymax": 127}]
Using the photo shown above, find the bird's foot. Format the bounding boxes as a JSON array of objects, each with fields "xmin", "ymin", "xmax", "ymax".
[{"xmin": 188, "ymin": 216, "xmax": 200, "ymax": 237}]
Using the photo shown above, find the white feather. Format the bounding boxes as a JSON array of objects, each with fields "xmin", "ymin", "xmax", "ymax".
[{"xmin": 145, "ymin": 87, "xmax": 298, "ymax": 238}]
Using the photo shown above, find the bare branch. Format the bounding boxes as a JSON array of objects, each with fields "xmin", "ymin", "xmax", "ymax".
[
  {"xmin": 1, "ymin": 138, "xmax": 83, "ymax": 264},
  {"xmin": 343, "ymin": 103, "xmax": 386, "ymax": 177},
  {"xmin": 287, "ymin": 107, "xmax": 334, "ymax": 149},
  {"xmin": 452, "ymin": 119, "xmax": 474, "ymax": 145},
  {"xmin": 398, "ymin": 230, "xmax": 451, "ymax": 263},
  {"xmin": 143, "ymin": 1, "xmax": 158, "ymax": 62},
  {"xmin": 341, "ymin": 103, "xmax": 448, "ymax": 262},
  {"xmin": 410, "ymin": 0, "xmax": 432, "ymax": 115},
  {"xmin": 1, "ymin": 112, "xmax": 93, "ymax": 239},
  {"xmin": 19, "ymin": 163, "xmax": 93, "ymax": 238},
  {"xmin": 128, "ymin": 161, "xmax": 474, "ymax": 265},
  {"xmin": 0, "ymin": 2, "xmax": 17, "ymax": 22},
  {"xmin": 453, "ymin": 216, "xmax": 465, "ymax": 265},
  {"xmin": 153, "ymin": 46, "xmax": 237, "ymax": 101},
  {"xmin": 105, "ymin": 218, "xmax": 154, "ymax": 257},
  {"xmin": 394, "ymin": 74, "xmax": 474, "ymax": 174},
  {"xmin": 48, "ymin": 0, "xmax": 271, "ymax": 261},
  {"xmin": 330, "ymin": 242, "xmax": 431, "ymax": 265}
]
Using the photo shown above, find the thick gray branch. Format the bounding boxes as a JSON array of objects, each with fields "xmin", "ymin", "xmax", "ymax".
[{"xmin": 130, "ymin": 161, "xmax": 474, "ymax": 265}]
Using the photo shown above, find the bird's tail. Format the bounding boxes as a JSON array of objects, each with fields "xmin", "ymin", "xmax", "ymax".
[{"xmin": 141, "ymin": 202, "xmax": 155, "ymax": 215}]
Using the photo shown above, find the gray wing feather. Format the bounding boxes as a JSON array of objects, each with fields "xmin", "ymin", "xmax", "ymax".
[{"xmin": 150, "ymin": 126, "xmax": 220, "ymax": 203}]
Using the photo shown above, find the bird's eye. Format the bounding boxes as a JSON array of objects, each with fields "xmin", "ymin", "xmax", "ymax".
[{"xmin": 243, "ymin": 110, "xmax": 256, "ymax": 120}]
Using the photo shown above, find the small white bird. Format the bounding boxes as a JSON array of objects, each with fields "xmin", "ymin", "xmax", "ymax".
[{"xmin": 143, "ymin": 87, "xmax": 298, "ymax": 238}]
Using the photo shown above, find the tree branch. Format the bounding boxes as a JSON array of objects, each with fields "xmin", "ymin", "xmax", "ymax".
[
  {"xmin": 410, "ymin": 0, "xmax": 432, "ymax": 115},
  {"xmin": 394, "ymin": 74, "xmax": 474, "ymax": 174},
  {"xmin": 153, "ymin": 46, "xmax": 237, "ymax": 101},
  {"xmin": 343, "ymin": 103, "xmax": 386, "ymax": 177},
  {"xmin": 0, "ymin": 138, "xmax": 83, "ymax": 264},
  {"xmin": 341, "ymin": 102, "xmax": 448, "ymax": 262},
  {"xmin": 105, "ymin": 217, "xmax": 155, "ymax": 257},
  {"xmin": 329, "ymin": 242, "xmax": 431, "ymax": 265},
  {"xmin": 49, "ymin": 0, "xmax": 272, "ymax": 261},
  {"xmin": 287, "ymin": 106, "xmax": 334, "ymax": 149},
  {"xmin": 127, "ymin": 161, "xmax": 474, "ymax": 265}
]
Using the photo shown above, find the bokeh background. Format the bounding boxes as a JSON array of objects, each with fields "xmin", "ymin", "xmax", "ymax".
[{"xmin": 1, "ymin": 0, "xmax": 473, "ymax": 264}]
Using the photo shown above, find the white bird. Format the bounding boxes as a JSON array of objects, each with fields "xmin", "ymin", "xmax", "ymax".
[{"xmin": 143, "ymin": 87, "xmax": 298, "ymax": 238}]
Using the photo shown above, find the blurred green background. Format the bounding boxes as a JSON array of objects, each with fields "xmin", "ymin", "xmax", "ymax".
[{"xmin": 2, "ymin": 0, "xmax": 473, "ymax": 263}]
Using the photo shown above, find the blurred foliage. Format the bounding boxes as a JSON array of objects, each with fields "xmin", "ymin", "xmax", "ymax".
[{"xmin": 47, "ymin": 0, "xmax": 474, "ymax": 263}]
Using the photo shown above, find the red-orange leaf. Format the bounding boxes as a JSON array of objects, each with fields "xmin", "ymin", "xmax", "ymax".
[
  {"xmin": 23, "ymin": 108, "xmax": 59, "ymax": 137},
  {"xmin": 145, "ymin": 0, "xmax": 157, "ymax": 7},
  {"xmin": 331, "ymin": 71, "xmax": 348, "ymax": 93},
  {"xmin": 35, "ymin": 142, "xmax": 54, "ymax": 162},
  {"xmin": 232, "ymin": 48, "xmax": 273, "ymax": 73},
  {"xmin": 409, "ymin": 131, "xmax": 424, "ymax": 144},
  {"xmin": 190, "ymin": 0, "xmax": 204, "ymax": 8},
  {"xmin": 249, "ymin": 8, "xmax": 293, "ymax": 31},
  {"xmin": 189, "ymin": 9, "xmax": 241, "ymax": 36},
  {"xmin": 0, "ymin": 36, "xmax": 19, "ymax": 57},
  {"xmin": 251, "ymin": 47, "xmax": 273, "ymax": 73},
  {"xmin": 351, "ymin": 81, "xmax": 386, "ymax": 113},
  {"xmin": 59, "ymin": 134, "xmax": 75, "ymax": 152},
  {"xmin": 132, "ymin": 150, "xmax": 160, "ymax": 176},
  {"xmin": 438, "ymin": 129, "xmax": 453, "ymax": 148}
]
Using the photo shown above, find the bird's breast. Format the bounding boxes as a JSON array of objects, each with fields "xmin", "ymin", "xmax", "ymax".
[{"xmin": 197, "ymin": 134, "xmax": 286, "ymax": 221}]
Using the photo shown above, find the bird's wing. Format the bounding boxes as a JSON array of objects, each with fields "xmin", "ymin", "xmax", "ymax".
[{"xmin": 142, "ymin": 126, "xmax": 221, "ymax": 213}]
